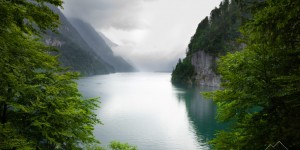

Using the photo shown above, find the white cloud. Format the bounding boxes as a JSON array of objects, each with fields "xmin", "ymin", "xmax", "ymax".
[{"xmin": 62, "ymin": 0, "xmax": 222, "ymax": 71}]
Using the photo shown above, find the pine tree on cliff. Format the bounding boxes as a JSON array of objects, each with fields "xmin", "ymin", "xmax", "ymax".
[
  {"xmin": 207, "ymin": 0, "xmax": 300, "ymax": 149},
  {"xmin": 172, "ymin": 0, "xmax": 241, "ymax": 85}
]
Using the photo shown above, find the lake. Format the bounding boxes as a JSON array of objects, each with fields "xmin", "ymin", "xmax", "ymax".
[{"xmin": 78, "ymin": 72, "xmax": 224, "ymax": 150}]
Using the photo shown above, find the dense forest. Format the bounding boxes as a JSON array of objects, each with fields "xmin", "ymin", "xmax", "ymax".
[
  {"xmin": 187, "ymin": 0, "xmax": 241, "ymax": 56},
  {"xmin": 172, "ymin": 0, "xmax": 242, "ymax": 84},
  {"xmin": 174, "ymin": 0, "xmax": 300, "ymax": 149},
  {"xmin": 0, "ymin": 0, "xmax": 136, "ymax": 149},
  {"xmin": 0, "ymin": 0, "xmax": 101, "ymax": 149}
]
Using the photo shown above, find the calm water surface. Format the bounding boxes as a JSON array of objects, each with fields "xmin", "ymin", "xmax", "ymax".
[{"xmin": 78, "ymin": 72, "xmax": 224, "ymax": 150}]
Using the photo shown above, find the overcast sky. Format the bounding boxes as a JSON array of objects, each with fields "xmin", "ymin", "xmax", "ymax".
[{"xmin": 62, "ymin": 0, "xmax": 222, "ymax": 71}]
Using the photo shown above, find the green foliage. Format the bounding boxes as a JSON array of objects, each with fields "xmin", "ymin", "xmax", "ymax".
[
  {"xmin": 187, "ymin": 0, "xmax": 241, "ymax": 56},
  {"xmin": 109, "ymin": 141, "xmax": 137, "ymax": 150},
  {"xmin": 172, "ymin": 0, "xmax": 243, "ymax": 85},
  {"xmin": 0, "ymin": 123, "xmax": 33, "ymax": 149},
  {"xmin": 187, "ymin": 17, "xmax": 210, "ymax": 55},
  {"xmin": 206, "ymin": 0, "xmax": 300, "ymax": 149},
  {"xmin": 171, "ymin": 58, "xmax": 195, "ymax": 85},
  {"xmin": 0, "ymin": 0, "xmax": 62, "ymax": 35},
  {"xmin": 0, "ymin": 0, "xmax": 101, "ymax": 149},
  {"xmin": 85, "ymin": 141, "xmax": 137, "ymax": 150}
]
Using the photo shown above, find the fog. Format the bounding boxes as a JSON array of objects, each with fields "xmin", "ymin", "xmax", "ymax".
[{"xmin": 62, "ymin": 0, "xmax": 222, "ymax": 71}]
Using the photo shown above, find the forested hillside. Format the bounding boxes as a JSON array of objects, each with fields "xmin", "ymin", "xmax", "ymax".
[
  {"xmin": 172, "ymin": 0, "xmax": 241, "ymax": 85},
  {"xmin": 187, "ymin": 0, "xmax": 241, "ymax": 56},
  {"xmin": 46, "ymin": 6, "xmax": 116, "ymax": 75},
  {"xmin": 69, "ymin": 19, "xmax": 135, "ymax": 72},
  {"xmin": 172, "ymin": 0, "xmax": 300, "ymax": 149},
  {"xmin": 207, "ymin": 0, "xmax": 300, "ymax": 149}
]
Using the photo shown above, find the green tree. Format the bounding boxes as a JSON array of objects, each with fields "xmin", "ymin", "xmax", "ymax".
[
  {"xmin": 187, "ymin": 0, "xmax": 241, "ymax": 57},
  {"xmin": 173, "ymin": 0, "xmax": 242, "ymax": 85},
  {"xmin": 171, "ymin": 58, "xmax": 195, "ymax": 85},
  {"xmin": 0, "ymin": 0, "xmax": 101, "ymax": 149},
  {"xmin": 187, "ymin": 17, "xmax": 210, "ymax": 55},
  {"xmin": 109, "ymin": 141, "xmax": 137, "ymax": 150},
  {"xmin": 207, "ymin": 0, "xmax": 300, "ymax": 149}
]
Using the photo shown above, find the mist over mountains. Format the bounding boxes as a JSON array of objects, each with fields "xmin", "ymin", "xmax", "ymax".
[
  {"xmin": 69, "ymin": 19, "xmax": 135, "ymax": 72},
  {"xmin": 45, "ymin": 6, "xmax": 134, "ymax": 75},
  {"xmin": 98, "ymin": 32, "xmax": 118, "ymax": 48}
]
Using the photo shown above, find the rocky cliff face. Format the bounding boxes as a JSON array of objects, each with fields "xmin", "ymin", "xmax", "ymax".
[{"xmin": 191, "ymin": 50, "xmax": 220, "ymax": 87}]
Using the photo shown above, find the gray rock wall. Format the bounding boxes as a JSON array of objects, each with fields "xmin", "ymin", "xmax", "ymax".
[{"xmin": 191, "ymin": 50, "xmax": 221, "ymax": 87}]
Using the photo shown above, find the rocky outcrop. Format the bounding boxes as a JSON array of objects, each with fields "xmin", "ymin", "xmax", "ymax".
[
  {"xmin": 45, "ymin": 38, "xmax": 65, "ymax": 47},
  {"xmin": 191, "ymin": 50, "xmax": 220, "ymax": 87}
]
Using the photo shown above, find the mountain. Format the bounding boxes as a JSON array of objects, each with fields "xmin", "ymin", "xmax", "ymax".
[
  {"xmin": 98, "ymin": 32, "xmax": 118, "ymax": 48},
  {"xmin": 171, "ymin": 0, "xmax": 241, "ymax": 86},
  {"xmin": 44, "ymin": 6, "xmax": 115, "ymax": 75},
  {"xmin": 69, "ymin": 19, "xmax": 135, "ymax": 72}
]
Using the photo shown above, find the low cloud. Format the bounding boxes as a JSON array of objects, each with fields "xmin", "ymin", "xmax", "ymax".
[
  {"xmin": 62, "ymin": 0, "xmax": 222, "ymax": 71},
  {"xmin": 62, "ymin": 0, "xmax": 147, "ymax": 30}
]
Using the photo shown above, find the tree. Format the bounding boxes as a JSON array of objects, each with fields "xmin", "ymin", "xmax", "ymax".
[
  {"xmin": 0, "ymin": 0, "xmax": 62, "ymax": 35},
  {"xmin": 187, "ymin": 17, "xmax": 210, "ymax": 55},
  {"xmin": 109, "ymin": 141, "xmax": 137, "ymax": 150},
  {"xmin": 173, "ymin": 0, "xmax": 242, "ymax": 85},
  {"xmin": 0, "ymin": 0, "xmax": 101, "ymax": 149},
  {"xmin": 171, "ymin": 58, "xmax": 195, "ymax": 85},
  {"xmin": 206, "ymin": 0, "xmax": 300, "ymax": 149}
]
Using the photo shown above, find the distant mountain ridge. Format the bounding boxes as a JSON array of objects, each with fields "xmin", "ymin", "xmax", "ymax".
[
  {"xmin": 69, "ymin": 19, "xmax": 135, "ymax": 72},
  {"xmin": 98, "ymin": 32, "xmax": 118, "ymax": 48},
  {"xmin": 44, "ymin": 6, "xmax": 134, "ymax": 75},
  {"xmin": 45, "ymin": 5, "xmax": 115, "ymax": 75}
]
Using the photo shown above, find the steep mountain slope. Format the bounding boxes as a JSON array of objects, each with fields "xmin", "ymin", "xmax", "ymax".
[
  {"xmin": 45, "ymin": 6, "xmax": 115, "ymax": 75},
  {"xmin": 69, "ymin": 19, "xmax": 135, "ymax": 72},
  {"xmin": 98, "ymin": 32, "xmax": 118, "ymax": 48},
  {"xmin": 172, "ymin": 0, "xmax": 241, "ymax": 86}
]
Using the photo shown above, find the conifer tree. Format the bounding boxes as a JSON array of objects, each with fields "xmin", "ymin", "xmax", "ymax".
[
  {"xmin": 207, "ymin": 0, "xmax": 300, "ymax": 149},
  {"xmin": 0, "ymin": 0, "xmax": 101, "ymax": 149}
]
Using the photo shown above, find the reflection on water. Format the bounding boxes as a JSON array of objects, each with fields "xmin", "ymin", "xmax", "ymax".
[
  {"xmin": 77, "ymin": 72, "xmax": 225, "ymax": 150},
  {"xmin": 172, "ymin": 85, "xmax": 226, "ymax": 146}
]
